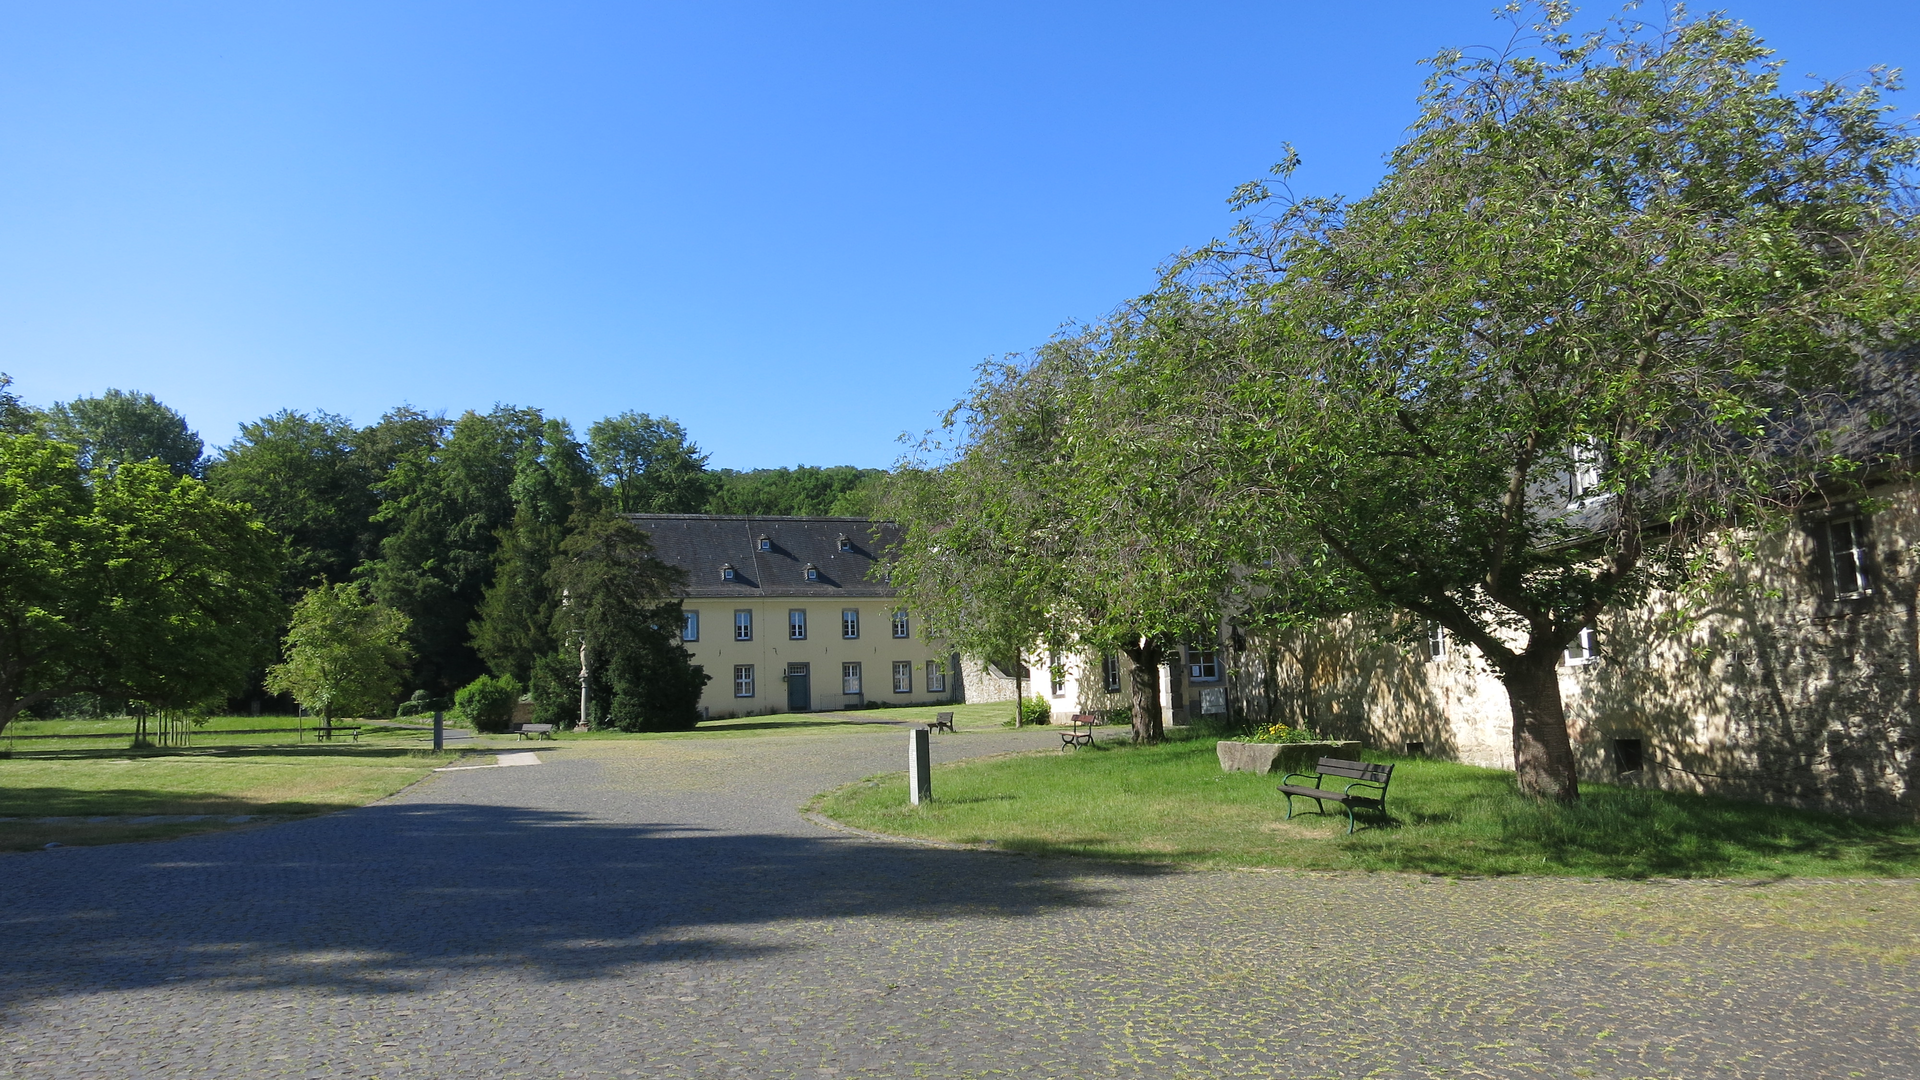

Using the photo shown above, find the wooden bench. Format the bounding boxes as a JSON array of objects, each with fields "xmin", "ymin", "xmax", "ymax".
[
  {"xmin": 1060, "ymin": 713, "xmax": 1097, "ymax": 748},
  {"xmin": 517, "ymin": 723, "xmax": 556, "ymax": 740},
  {"xmin": 314, "ymin": 725, "xmax": 361, "ymax": 742},
  {"xmin": 1278, "ymin": 757, "xmax": 1395, "ymax": 834},
  {"xmin": 929, "ymin": 711, "xmax": 955, "ymax": 734}
]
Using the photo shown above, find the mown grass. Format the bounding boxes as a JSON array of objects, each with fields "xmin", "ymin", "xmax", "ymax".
[
  {"xmin": 0, "ymin": 744, "xmax": 466, "ymax": 851},
  {"xmin": 810, "ymin": 734, "xmax": 1920, "ymax": 879}
]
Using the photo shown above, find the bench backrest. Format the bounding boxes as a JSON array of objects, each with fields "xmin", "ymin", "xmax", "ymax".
[
  {"xmin": 1071, "ymin": 713, "xmax": 1097, "ymax": 724},
  {"xmin": 1316, "ymin": 757, "xmax": 1393, "ymax": 785},
  {"xmin": 935, "ymin": 711, "xmax": 953, "ymax": 722},
  {"xmin": 521, "ymin": 723, "xmax": 554, "ymax": 732}
]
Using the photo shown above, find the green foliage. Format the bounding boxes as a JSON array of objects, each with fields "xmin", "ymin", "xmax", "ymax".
[
  {"xmin": 265, "ymin": 583, "xmax": 412, "ymax": 723},
  {"xmin": 548, "ymin": 514, "xmax": 709, "ymax": 732},
  {"xmin": 527, "ymin": 649, "xmax": 581, "ymax": 728},
  {"xmin": 1019, "ymin": 695, "xmax": 1052, "ymax": 726},
  {"xmin": 454, "ymin": 673, "xmax": 520, "ymax": 733},
  {"xmin": 0, "ymin": 434, "xmax": 285, "ymax": 730},
  {"xmin": 1239, "ymin": 722, "xmax": 1320, "ymax": 745},
  {"xmin": 0, "ymin": 373, "xmax": 35, "ymax": 435},
  {"xmin": 706, "ymin": 465, "xmax": 884, "ymax": 516},
  {"xmin": 205, "ymin": 408, "xmax": 439, "ymax": 598},
  {"xmin": 42, "ymin": 388, "xmax": 205, "ymax": 477},
  {"xmin": 588, "ymin": 412, "xmax": 716, "ymax": 513}
]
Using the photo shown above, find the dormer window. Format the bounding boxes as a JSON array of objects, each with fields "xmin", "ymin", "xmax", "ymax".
[
  {"xmin": 837, "ymin": 535, "xmax": 853, "ymax": 553},
  {"xmin": 804, "ymin": 563, "xmax": 820, "ymax": 582},
  {"xmin": 720, "ymin": 563, "xmax": 736, "ymax": 582},
  {"xmin": 757, "ymin": 535, "xmax": 771, "ymax": 552}
]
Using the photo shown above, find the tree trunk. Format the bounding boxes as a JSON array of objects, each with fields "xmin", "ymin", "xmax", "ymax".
[
  {"xmin": 1120, "ymin": 637, "xmax": 1166, "ymax": 744},
  {"xmin": 1497, "ymin": 656, "xmax": 1580, "ymax": 802},
  {"xmin": 1012, "ymin": 651, "xmax": 1024, "ymax": 726}
]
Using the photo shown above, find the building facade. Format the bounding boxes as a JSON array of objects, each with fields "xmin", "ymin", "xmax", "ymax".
[{"xmin": 625, "ymin": 515, "xmax": 961, "ymax": 719}]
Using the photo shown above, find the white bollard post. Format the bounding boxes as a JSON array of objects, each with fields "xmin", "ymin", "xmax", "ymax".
[{"xmin": 909, "ymin": 725, "xmax": 932, "ymax": 805}]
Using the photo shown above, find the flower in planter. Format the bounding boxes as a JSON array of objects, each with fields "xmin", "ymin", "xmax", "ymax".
[{"xmin": 1242, "ymin": 722, "xmax": 1321, "ymax": 744}]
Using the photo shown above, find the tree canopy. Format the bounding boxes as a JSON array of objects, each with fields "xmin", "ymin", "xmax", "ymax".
[
  {"xmin": 265, "ymin": 583, "xmax": 412, "ymax": 728},
  {"xmin": 42, "ymin": 388, "xmax": 205, "ymax": 478}
]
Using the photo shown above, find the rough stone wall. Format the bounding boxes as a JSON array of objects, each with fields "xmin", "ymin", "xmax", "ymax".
[{"xmin": 1225, "ymin": 484, "xmax": 1920, "ymax": 818}]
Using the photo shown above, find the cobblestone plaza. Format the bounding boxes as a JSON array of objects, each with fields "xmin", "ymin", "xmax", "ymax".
[{"xmin": 4, "ymin": 728, "xmax": 1918, "ymax": 1078}]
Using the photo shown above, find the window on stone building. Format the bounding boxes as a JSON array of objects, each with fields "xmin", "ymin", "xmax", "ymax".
[
  {"xmin": 1825, "ymin": 516, "xmax": 1872, "ymax": 598},
  {"xmin": 1102, "ymin": 653, "xmax": 1122, "ymax": 693},
  {"xmin": 1563, "ymin": 625, "xmax": 1599, "ymax": 666},
  {"xmin": 1423, "ymin": 621, "xmax": 1446, "ymax": 662},
  {"xmin": 1188, "ymin": 645, "xmax": 1219, "ymax": 681},
  {"xmin": 1049, "ymin": 655, "xmax": 1065, "ymax": 697},
  {"xmin": 1568, "ymin": 437, "xmax": 1606, "ymax": 505}
]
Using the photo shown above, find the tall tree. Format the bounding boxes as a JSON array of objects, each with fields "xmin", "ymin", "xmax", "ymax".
[
  {"xmin": 1171, "ymin": 4, "xmax": 1920, "ymax": 799},
  {"xmin": 0, "ymin": 434, "xmax": 284, "ymax": 732},
  {"xmin": 363, "ymin": 406, "xmax": 546, "ymax": 693},
  {"xmin": 43, "ymin": 389, "xmax": 205, "ymax": 477},
  {"xmin": 588, "ymin": 412, "xmax": 717, "ymax": 513},
  {"xmin": 471, "ymin": 418, "xmax": 596, "ymax": 685},
  {"xmin": 205, "ymin": 411, "xmax": 378, "ymax": 595},
  {"xmin": 706, "ymin": 466, "xmax": 885, "ymax": 516},
  {"xmin": 266, "ymin": 583, "xmax": 412, "ymax": 735},
  {"xmin": 545, "ymin": 514, "xmax": 707, "ymax": 731},
  {"xmin": 0, "ymin": 374, "xmax": 35, "ymax": 434}
]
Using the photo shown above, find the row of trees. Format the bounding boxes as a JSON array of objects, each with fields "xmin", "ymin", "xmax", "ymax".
[
  {"xmin": 882, "ymin": 5, "xmax": 1920, "ymax": 800},
  {"xmin": 0, "ymin": 380, "xmax": 803, "ymax": 729}
]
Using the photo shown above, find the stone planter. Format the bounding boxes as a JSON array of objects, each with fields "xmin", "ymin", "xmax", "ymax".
[{"xmin": 1216, "ymin": 740, "xmax": 1363, "ymax": 776}]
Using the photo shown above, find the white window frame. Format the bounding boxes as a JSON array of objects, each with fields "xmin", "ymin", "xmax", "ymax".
[
  {"xmin": 842, "ymin": 662, "xmax": 862, "ymax": 696},
  {"xmin": 1568, "ymin": 437, "xmax": 1606, "ymax": 506},
  {"xmin": 1424, "ymin": 621, "xmax": 1446, "ymax": 662},
  {"xmin": 1102, "ymin": 653, "xmax": 1122, "ymax": 693},
  {"xmin": 734, "ymin": 609, "xmax": 752, "ymax": 642},
  {"xmin": 788, "ymin": 609, "xmax": 807, "ymax": 640},
  {"xmin": 733, "ymin": 664, "xmax": 754, "ymax": 697},
  {"xmin": 804, "ymin": 564, "xmax": 819, "ymax": 582},
  {"xmin": 891, "ymin": 609, "xmax": 910, "ymax": 638},
  {"xmin": 682, "ymin": 610, "xmax": 699, "ymax": 642},
  {"xmin": 838, "ymin": 535, "xmax": 853, "ymax": 553},
  {"xmin": 925, "ymin": 660, "xmax": 946, "ymax": 694},
  {"xmin": 1563, "ymin": 626, "xmax": 1600, "ymax": 667},
  {"xmin": 892, "ymin": 661, "xmax": 912, "ymax": 694},
  {"xmin": 1827, "ymin": 517, "xmax": 1872, "ymax": 598},
  {"xmin": 757, "ymin": 535, "xmax": 771, "ymax": 552},
  {"xmin": 842, "ymin": 608, "xmax": 859, "ymax": 639},
  {"xmin": 720, "ymin": 564, "xmax": 735, "ymax": 582},
  {"xmin": 1188, "ymin": 644, "xmax": 1219, "ymax": 682}
]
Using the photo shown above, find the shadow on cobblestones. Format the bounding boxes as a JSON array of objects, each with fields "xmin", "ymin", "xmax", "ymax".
[{"xmin": 0, "ymin": 799, "xmax": 1170, "ymax": 1010}]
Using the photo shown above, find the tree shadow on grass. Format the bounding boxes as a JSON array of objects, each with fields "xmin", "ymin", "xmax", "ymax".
[{"xmin": 0, "ymin": 800, "xmax": 1172, "ymax": 1011}]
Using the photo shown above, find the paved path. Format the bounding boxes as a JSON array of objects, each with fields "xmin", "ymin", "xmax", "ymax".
[{"xmin": 4, "ymin": 727, "xmax": 1919, "ymax": 1079}]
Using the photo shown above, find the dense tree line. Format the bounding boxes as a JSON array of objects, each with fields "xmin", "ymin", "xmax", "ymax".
[
  {"xmin": 1, "ymin": 379, "xmax": 868, "ymax": 729},
  {"xmin": 882, "ymin": 5, "xmax": 1920, "ymax": 798}
]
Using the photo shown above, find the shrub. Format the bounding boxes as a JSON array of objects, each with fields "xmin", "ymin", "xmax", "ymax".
[
  {"xmin": 1020, "ymin": 695, "xmax": 1052, "ymax": 726},
  {"xmin": 1239, "ymin": 721, "xmax": 1320, "ymax": 744},
  {"xmin": 455, "ymin": 675, "xmax": 520, "ymax": 734}
]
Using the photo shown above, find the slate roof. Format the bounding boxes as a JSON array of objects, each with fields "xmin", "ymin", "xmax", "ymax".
[{"xmin": 623, "ymin": 514, "xmax": 902, "ymax": 599}]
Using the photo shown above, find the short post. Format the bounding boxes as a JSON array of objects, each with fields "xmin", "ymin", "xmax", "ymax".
[
  {"xmin": 908, "ymin": 725, "xmax": 932, "ymax": 805},
  {"xmin": 432, "ymin": 709, "xmax": 444, "ymax": 752}
]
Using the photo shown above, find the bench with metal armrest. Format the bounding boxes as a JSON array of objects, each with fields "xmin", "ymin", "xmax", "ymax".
[
  {"xmin": 1277, "ymin": 757, "xmax": 1394, "ymax": 834},
  {"xmin": 929, "ymin": 711, "xmax": 955, "ymax": 733},
  {"xmin": 1060, "ymin": 713, "xmax": 1097, "ymax": 748}
]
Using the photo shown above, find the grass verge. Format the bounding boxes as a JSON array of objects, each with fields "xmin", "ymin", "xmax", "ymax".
[
  {"xmin": 0, "ymin": 744, "xmax": 466, "ymax": 852},
  {"xmin": 809, "ymin": 735, "xmax": 1920, "ymax": 879},
  {"xmin": 544, "ymin": 701, "xmax": 1032, "ymax": 741}
]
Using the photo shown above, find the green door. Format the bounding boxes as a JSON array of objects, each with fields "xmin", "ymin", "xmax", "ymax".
[{"xmin": 785, "ymin": 663, "xmax": 811, "ymax": 712}]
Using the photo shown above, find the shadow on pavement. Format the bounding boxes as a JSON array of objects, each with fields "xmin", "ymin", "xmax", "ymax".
[{"xmin": 0, "ymin": 800, "xmax": 1171, "ymax": 1007}]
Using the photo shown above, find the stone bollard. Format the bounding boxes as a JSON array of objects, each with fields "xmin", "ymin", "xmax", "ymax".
[
  {"xmin": 909, "ymin": 725, "xmax": 931, "ymax": 805},
  {"xmin": 433, "ymin": 710, "xmax": 444, "ymax": 752}
]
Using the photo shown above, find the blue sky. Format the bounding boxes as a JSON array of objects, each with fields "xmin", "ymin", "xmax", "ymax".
[{"xmin": 3, "ymin": 1, "xmax": 1915, "ymax": 470}]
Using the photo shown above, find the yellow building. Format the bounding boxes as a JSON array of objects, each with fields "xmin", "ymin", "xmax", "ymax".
[{"xmin": 623, "ymin": 514, "xmax": 958, "ymax": 718}]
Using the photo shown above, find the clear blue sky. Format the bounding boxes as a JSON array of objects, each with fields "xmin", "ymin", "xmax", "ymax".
[{"xmin": 3, "ymin": 2, "xmax": 1915, "ymax": 470}]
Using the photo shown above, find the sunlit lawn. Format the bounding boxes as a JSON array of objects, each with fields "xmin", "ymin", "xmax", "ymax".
[
  {"xmin": 547, "ymin": 700, "xmax": 1033, "ymax": 741},
  {"xmin": 810, "ymin": 734, "xmax": 1920, "ymax": 879},
  {"xmin": 0, "ymin": 744, "xmax": 464, "ymax": 851}
]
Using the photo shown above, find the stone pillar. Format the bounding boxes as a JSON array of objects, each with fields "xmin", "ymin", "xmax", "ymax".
[{"xmin": 908, "ymin": 725, "xmax": 932, "ymax": 805}]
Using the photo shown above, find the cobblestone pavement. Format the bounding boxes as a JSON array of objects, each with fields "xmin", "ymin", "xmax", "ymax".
[{"xmin": 4, "ymin": 727, "xmax": 1919, "ymax": 1079}]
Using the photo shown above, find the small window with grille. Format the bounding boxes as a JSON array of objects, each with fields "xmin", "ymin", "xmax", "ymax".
[
  {"xmin": 892, "ymin": 661, "xmax": 912, "ymax": 694},
  {"xmin": 1563, "ymin": 626, "xmax": 1599, "ymax": 666},
  {"xmin": 1102, "ymin": 653, "xmax": 1122, "ymax": 693},
  {"xmin": 682, "ymin": 610, "xmax": 699, "ymax": 642},
  {"xmin": 842, "ymin": 662, "xmax": 862, "ymax": 695},
  {"xmin": 1188, "ymin": 645, "xmax": 1219, "ymax": 681},
  {"xmin": 733, "ymin": 610, "xmax": 752, "ymax": 641},
  {"xmin": 842, "ymin": 608, "xmax": 859, "ymax": 639},
  {"xmin": 1825, "ymin": 516, "xmax": 1872, "ymax": 598},
  {"xmin": 788, "ymin": 609, "xmax": 807, "ymax": 640},
  {"xmin": 891, "ymin": 609, "xmax": 910, "ymax": 638},
  {"xmin": 1423, "ymin": 622, "xmax": 1446, "ymax": 662},
  {"xmin": 733, "ymin": 665, "xmax": 755, "ymax": 697},
  {"xmin": 925, "ymin": 660, "xmax": 946, "ymax": 693}
]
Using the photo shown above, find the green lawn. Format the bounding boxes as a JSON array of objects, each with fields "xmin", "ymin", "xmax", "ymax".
[
  {"xmin": 810, "ymin": 734, "xmax": 1920, "ymax": 879},
  {"xmin": 0, "ymin": 744, "xmax": 465, "ymax": 851},
  {"xmin": 543, "ymin": 701, "xmax": 1033, "ymax": 741}
]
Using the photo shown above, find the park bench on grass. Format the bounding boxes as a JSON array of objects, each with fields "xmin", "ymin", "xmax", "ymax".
[
  {"xmin": 1278, "ymin": 757, "xmax": 1394, "ymax": 834},
  {"xmin": 1060, "ymin": 713, "xmax": 1097, "ymax": 749},
  {"xmin": 517, "ymin": 724, "xmax": 556, "ymax": 740},
  {"xmin": 929, "ymin": 711, "xmax": 955, "ymax": 734},
  {"xmin": 314, "ymin": 725, "xmax": 362, "ymax": 742}
]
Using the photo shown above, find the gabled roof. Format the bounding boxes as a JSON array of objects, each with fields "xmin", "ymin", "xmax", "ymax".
[{"xmin": 623, "ymin": 514, "xmax": 902, "ymax": 599}]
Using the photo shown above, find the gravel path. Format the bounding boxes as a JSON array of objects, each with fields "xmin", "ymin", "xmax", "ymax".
[{"xmin": 3, "ymin": 726, "xmax": 1918, "ymax": 1079}]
